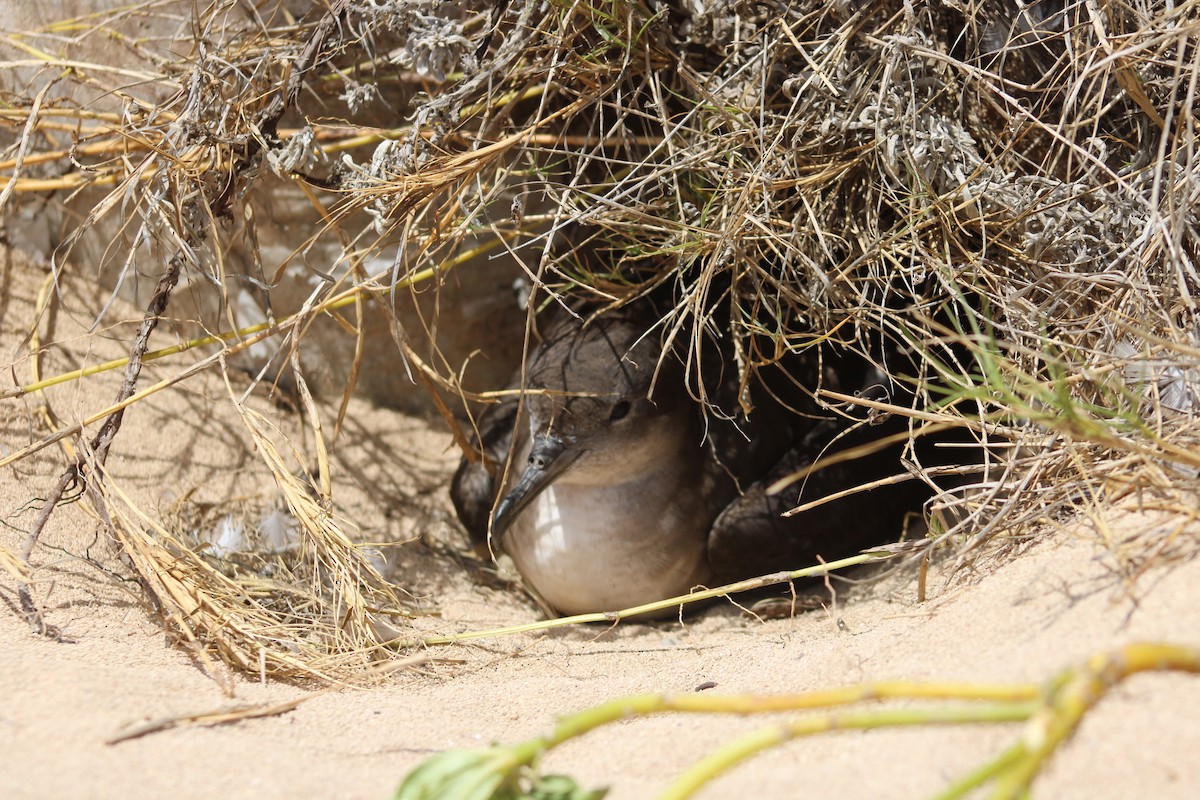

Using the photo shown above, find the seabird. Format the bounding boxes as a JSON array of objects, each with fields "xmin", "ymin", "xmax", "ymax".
[{"xmin": 451, "ymin": 310, "xmax": 926, "ymax": 616}]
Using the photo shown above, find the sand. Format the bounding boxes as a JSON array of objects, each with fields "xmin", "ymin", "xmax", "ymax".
[{"xmin": 2, "ymin": 249, "xmax": 1199, "ymax": 800}]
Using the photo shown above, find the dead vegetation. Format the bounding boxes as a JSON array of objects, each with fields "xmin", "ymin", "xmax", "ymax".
[{"xmin": 1, "ymin": 0, "xmax": 1199, "ymax": 679}]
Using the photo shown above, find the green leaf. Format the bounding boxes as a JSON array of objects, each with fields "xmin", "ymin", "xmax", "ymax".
[
  {"xmin": 393, "ymin": 748, "xmax": 516, "ymax": 800},
  {"xmin": 522, "ymin": 774, "xmax": 608, "ymax": 800}
]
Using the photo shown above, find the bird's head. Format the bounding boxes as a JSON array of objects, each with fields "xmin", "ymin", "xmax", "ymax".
[{"xmin": 490, "ymin": 315, "xmax": 694, "ymax": 538}]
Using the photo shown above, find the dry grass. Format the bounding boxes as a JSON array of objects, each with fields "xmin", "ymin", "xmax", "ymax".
[{"xmin": 1, "ymin": 0, "xmax": 1199, "ymax": 678}]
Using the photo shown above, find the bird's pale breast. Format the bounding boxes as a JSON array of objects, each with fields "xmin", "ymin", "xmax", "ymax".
[{"xmin": 506, "ymin": 474, "xmax": 713, "ymax": 615}]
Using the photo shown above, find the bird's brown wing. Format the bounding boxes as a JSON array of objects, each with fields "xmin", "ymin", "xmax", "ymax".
[{"xmin": 706, "ymin": 417, "xmax": 928, "ymax": 585}]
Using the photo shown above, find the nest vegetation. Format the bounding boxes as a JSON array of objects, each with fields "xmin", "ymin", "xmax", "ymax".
[{"xmin": 2, "ymin": 0, "xmax": 1199, "ymax": 679}]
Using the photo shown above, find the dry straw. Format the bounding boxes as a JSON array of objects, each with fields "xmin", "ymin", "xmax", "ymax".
[{"xmin": 2, "ymin": 0, "xmax": 1199, "ymax": 681}]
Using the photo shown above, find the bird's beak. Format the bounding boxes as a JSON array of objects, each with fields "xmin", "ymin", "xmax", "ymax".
[{"xmin": 491, "ymin": 434, "xmax": 581, "ymax": 541}]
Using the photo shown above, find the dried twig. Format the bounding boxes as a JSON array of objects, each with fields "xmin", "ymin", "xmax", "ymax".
[{"xmin": 18, "ymin": 256, "xmax": 181, "ymax": 635}]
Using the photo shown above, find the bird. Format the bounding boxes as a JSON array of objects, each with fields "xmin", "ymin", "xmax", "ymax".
[{"xmin": 450, "ymin": 309, "xmax": 928, "ymax": 617}]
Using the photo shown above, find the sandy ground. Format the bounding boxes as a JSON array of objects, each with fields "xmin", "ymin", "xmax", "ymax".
[{"xmin": 2, "ymin": 249, "xmax": 1199, "ymax": 800}]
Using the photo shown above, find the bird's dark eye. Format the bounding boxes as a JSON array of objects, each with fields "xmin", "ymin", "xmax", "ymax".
[{"xmin": 609, "ymin": 400, "xmax": 631, "ymax": 421}]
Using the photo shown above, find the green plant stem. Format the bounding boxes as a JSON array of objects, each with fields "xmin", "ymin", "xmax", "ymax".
[
  {"xmin": 394, "ymin": 643, "xmax": 1200, "ymax": 800},
  {"xmin": 661, "ymin": 702, "xmax": 1039, "ymax": 800},
  {"xmin": 498, "ymin": 690, "xmax": 1040, "ymax": 794},
  {"xmin": 989, "ymin": 642, "xmax": 1200, "ymax": 799},
  {"xmin": 929, "ymin": 743, "xmax": 1026, "ymax": 800}
]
